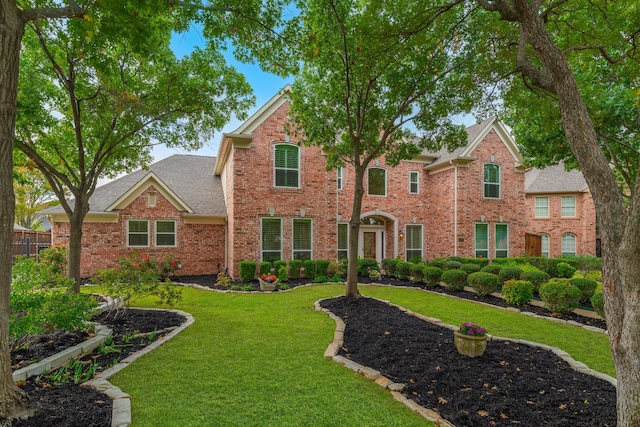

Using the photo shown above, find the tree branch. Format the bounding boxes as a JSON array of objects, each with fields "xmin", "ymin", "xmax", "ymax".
[{"xmin": 20, "ymin": 1, "xmax": 85, "ymax": 23}]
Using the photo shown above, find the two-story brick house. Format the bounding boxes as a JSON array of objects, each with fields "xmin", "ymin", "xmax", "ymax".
[{"xmin": 44, "ymin": 86, "xmax": 595, "ymax": 278}]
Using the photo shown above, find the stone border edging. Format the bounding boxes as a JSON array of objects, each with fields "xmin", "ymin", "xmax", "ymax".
[
  {"xmin": 315, "ymin": 295, "xmax": 616, "ymax": 427},
  {"xmin": 83, "ymin": 308, "xmax": 194, "ymax": 427}
]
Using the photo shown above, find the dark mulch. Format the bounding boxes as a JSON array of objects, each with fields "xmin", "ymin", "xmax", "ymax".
[
  {"xmin": 320, "ymin": 296, "xmax": 616, "ymax": 426},
  {"xmin": 3, "ymin": 309, "xmax": 187, "ymax": 427}
]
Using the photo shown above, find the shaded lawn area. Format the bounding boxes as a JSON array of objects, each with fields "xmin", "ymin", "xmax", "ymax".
[{"xmin": 108, "ymin": 284, "xmax": 613, "ymax": 426}]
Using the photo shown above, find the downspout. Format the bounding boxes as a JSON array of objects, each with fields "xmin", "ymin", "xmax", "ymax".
[{"xmin": 452, "ymin": 161, "xmax": 458, "ymax": 256}]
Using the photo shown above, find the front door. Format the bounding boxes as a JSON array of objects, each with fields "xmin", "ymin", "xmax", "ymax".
[{"xmin": 359, "ymin": 228, "xmax": 384, "ymax": 262}]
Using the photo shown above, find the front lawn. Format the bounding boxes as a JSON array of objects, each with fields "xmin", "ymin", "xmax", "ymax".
[{"xmin": 108, "ymin": 284, "xmax": 613, "ymax": 426}]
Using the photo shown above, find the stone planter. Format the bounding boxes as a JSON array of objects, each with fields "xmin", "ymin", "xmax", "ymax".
[
  {"xmin": 453, "ymin": 331, "xmax": 488, "ymax": 357},
  {"xmin": 259, "ymin": 278, "xmax": 277, "ymax": 291}
]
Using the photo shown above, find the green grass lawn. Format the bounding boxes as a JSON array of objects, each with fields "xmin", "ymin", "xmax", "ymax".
[{"xmin": 108, "ymin": 284, "xmax": 614, "ymax": 426}]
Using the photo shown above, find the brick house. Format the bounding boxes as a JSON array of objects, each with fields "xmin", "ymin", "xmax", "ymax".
[{"xmin": 44, "ymin": 86, "xmax": 596, "ymax": 278}]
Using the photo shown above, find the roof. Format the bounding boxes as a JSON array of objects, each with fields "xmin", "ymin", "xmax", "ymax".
[
  {"xmin": 42, "ymin": 154, "xmax": 226, "ymax": 216},
  {"xmin": 525, "ymin": 163, "xmax": 589, "ymax": 194},
  {"xmin": 423, "ymin": 117, "xmax": 522, "ymax": 170}
]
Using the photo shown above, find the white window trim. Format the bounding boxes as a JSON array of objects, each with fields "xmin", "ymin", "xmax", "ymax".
[
  {"xmin": 540, "ymin": 233, "xmax": 550, "ymax": 258},
  {"xmin": 367, "ymin": 167, "xmax": 387, "ymax": 196},
  {"xmin": 405, "ymin": 224, "xmax": 423, "ymax": 260},
  {"xmin": 155, "ymin": 220, "xmax": 177, "ymax": 247},
  {"xmin": 483, "ymin": 163, "xmax": 500, "ymax": 199},
  {"xmin": 127, "ymin": 219, "xmax": 149, "ymax": 247},
  {"xmin": 337, "ymin": 167, "xmax": 343, "ymax": 190},
  {"xmin": 261, "ymin": 217, "xmax": 283, "ymax": 262},
  {"xmin": 561, "ymin": 233, "xmax": 577, "ymax": 256},
  {"xmin": 292, "ymin": 218, "xmax": 313, "ymax": 260},
  {"xmin": 495, "ymin": 223, "xmax": 509, "ymax": 258},
  {"xmin": 274, "ymin": 144, "xmax": 300, "ymax": 189},
  {"xmin": 534, "ymin": 196, "xmax": 549, "ymax": 218},
  {"xmin": 409, "ymin": 171, "xmax": 419, "ymax": 194},
  {"xmin": 561, "ymin": 195, "xmax": 577, "ymax": 217},
  {"xmin": 475, "ymin": 222, "xmax": 489, "ymax": 258}
]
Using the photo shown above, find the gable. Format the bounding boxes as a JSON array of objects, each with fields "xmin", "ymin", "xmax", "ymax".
[{"xmin": 106, "ymin": 172, "xmax": 194, "ymax": 213}]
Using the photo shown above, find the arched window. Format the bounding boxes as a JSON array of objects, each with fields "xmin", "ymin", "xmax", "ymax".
[
  {"xmin": 561, "ymin": 234, "xmax": 576, "ymax": 256},
  {"xmin": 540, "ymin": 234, "xmax": 549, "ymax": 257},
  {"xmin": 274, "ymin": 144, "xmax": 299, "ymax": 187}
]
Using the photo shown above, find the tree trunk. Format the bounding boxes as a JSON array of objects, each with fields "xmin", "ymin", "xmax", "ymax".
[
  {"xmin": 0, "ymin": 0, "xmax": 31, "ymax": 417},
  {"xmin": 67, "ymin": 195, "xmax": 89, "ymax": 293},
  {"xmin": 513, "ymin": 1, "xmax": 640, "ymax": 424},
  {"xmin": 345, "ymin": 165, "xmax": 366, "ymax": 298}
]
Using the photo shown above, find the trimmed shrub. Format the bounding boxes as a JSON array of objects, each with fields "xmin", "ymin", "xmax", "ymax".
[
  {"xmin": 422, "ymin": 266, "xmax": 443, "ymax": 287},
  {"xmin": 316, "ymin": 260, "xmax": 330, "ymax": 277},
  {"xmin": 462, "ymin": 257, "xmax": 490, "ymax": 268},
  {"xmin": 556, "ymin": 262, "xmax": 577, "ymax": 279},
  {"xmin": 539, "ymin": 279, "xmax": 581, "ymax": 313},
  {"xmin": 358, "ymin": 258, "xmax": 379, "ymax": 275},
  {"xmin": 461, "ymin": 263, "xmax": 481, "ymax": 274},
  {"xmin": 481, "ymin": 264, "xmax": 502, "ymax": 275},
  {"xmin": 447, "ymin": 256, "xmax": 463, "ymax": 263},
  {"xmin": 520, "ymin": 270, "xmax": 550, "ymax": 294},
  {"xmin": 289, "ymin": 260, "xmax": 303, "ymax": 278},
  {"xmin": 441, "ymin": 269, "xmax": 468, "ymax": 291},
  {"xmin": 381, "ymin": 258, "xmax": 398, "ymax": 276},
  {"xmin": 569, "ymin": 278, "xmax": 598, "ymax": 303},
  {"xmin": 410, "ymin": 263, "xmax": 424, "ymax": 282},
  {"xmin": 303, "ymin": 260, "xmax": 317, "ymax": 278},
  {"xmin": 273, "ymin": 260, "xmax": 287, "ymax": 272},
  {"xmin": 428, "ymin": 258, "xmax": 445, "ymax": 269},
  {"xmin": 498, "ymin": 266, "xmax": 523, "ymax": 283},
  {"xmin": 467, "ymin": 272, "xmax": 500, "ymax": 296},
  {"xmin": 491, "ymin": 258, "xmax": 511, "ymax": 265},
  {"xmin": 444, "ymin": 260, "xmax": 462, "ymax": 270},
  {"xmin": 541, "ymin": 258, "xmax": 563, "ymax": 278},
  {"xmin": 396, "ymin": 261, "xmax": 412, "ymax": 279},
  {"xmin": 259, "ymin": 262, "xmax": 272, "ymax": 276},
  {"xmin": 277, "ymin": 265, "xmax": 289, "ymax": 283},
  {"xmin": 238, "ymin": 261, "xmax": 257, "ymax": 283},
  {"xmin": 590, "ymin": 292, "xmax": 605, "ymax": 319},
  {"xmin": 502, "ymin": 280, "xmax": 534, "ymax": 305}
]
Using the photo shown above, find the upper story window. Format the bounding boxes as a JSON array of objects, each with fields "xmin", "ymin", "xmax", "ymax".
[
  {"xmin": 561, "ymin": 196, "xmax": 576, "ymax": 217},
  {"xmin": 368, "ymin": 167, "xmax": 386, "ymax": 196},
  {"xmin": 127, "ymin": 220, "xmax": 149, "ymax": 247},
  {"xmin": 337, "ymin": 167, "xmax": 343, "ymax": 190},
  {"xmin": 483, "ymin": 163, "xmax": 500, "ymax": 199},
  {"xmin": 274, "ymin": 144, "xmax": 299, "ymax": 188},
  {"xmin": 535, "ymin": 197, "xmax": 549, "ymax": 218},
  {"xmin": 155, "ymin": 220, "xmax": 176, "ymax": 247},
  {"xmin": 409, "ymin": 171, "xmax": 419, "ymax": 194}
]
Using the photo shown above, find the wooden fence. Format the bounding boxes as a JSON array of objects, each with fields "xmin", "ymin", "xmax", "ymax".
[{"xmin": 13, "ymin": 230, "xmax": 52, "ymax": 262}]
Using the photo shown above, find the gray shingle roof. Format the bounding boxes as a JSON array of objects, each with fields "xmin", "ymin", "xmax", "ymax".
[
  {"xmin": 43, "ymin": 155, "xmax": 226, "ymax": 216},
  {"xmin": 525, "ymin": 163, "xmax": 589, "ymax": 193},
  {"xmin": 422, "ymin": 117, "xmax": 495, "ymax": 167}
]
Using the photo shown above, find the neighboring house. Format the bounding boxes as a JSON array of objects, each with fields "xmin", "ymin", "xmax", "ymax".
[
  {"xmin": 524, "ymin": 163, "xmax": 598, "ymax": 257},
  {"xmin": 44, "ymin": 86, "xmax": 597, "ymax": 279}
]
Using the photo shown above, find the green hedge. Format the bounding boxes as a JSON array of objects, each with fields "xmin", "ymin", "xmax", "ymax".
[
  {"xmin": 502, "ymin": 280, "xmax": 534, "ymax": 306},
  {"xmin": 303, "ymin": 260, "xmax": 317, "ymax": 278},
  {"xmin": 441, "ymin": 269, "xmax": 468, "ymax": 291},
  {"xmin": 238, "ymin": 261, "xmax": 257, "ymax": 282},
  {"xmin": 467, "ymin": 272, "xmax": 499, "ymax": 296},
  {"xmin": 422, "ymin": 266, "xmax": 443, "ymax": 287},
  {"xmin": 539, "ymin": 279, "xmax": 581, "ymax": 313},
  {"xmin": 289, "ymin": 260, "xmax": 302, "ymax": 278}
]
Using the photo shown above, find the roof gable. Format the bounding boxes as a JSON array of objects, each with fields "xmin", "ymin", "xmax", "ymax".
[{"xmin": 106, "ymin": 172, "xmax": 193, "ymax": 213}]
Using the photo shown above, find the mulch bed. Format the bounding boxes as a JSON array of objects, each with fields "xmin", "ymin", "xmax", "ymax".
[{"xmin": 320, "ymin": 296, "xmax": 616, "ymax": 426}]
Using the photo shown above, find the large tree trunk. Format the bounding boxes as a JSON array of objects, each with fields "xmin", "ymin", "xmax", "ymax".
[
  {"xmin": 67, "ymin": 195, "xmax": 89, "ymax": 293},
  {"xmin": 0, "ymin": 0, "xmax": 31, "ymax": 417},
  {"xmin": 513, "ymin": 1, "xmax": 640, "ymax": 424},
  {"xmin": 345, "ymin": 165, "xmax": 366, "ymax": 298}
]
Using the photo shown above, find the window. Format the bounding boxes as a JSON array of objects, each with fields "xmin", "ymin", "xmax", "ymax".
[
  {"xmin": 561, "ymin": 233, "xmax": 576, "ymax": 256},
  {"xmin": 368, "ymin": 167, "xmax": 386, "ymax": 196},
  {"xmin": 128, "ymin": 220, "xmax": 149, "ymax": 247},
  {"xmin": 534, "ymin": 197, "xmax": 549, "ymax": 217},
  {"xmin": 147, "ymin": 192, "xmax": 157, "ymax": 208},
  {"xmin": 405, "ymin": 225, "xmax": 423, "ymax": 261},
  {"xmin": 337, "ymin": 223, "xmax": 348, "ymax": 260},
  {"xmin": 261, "ymin": 218, "xmax": 282, "ymax": 262},
  {"xmin": 475, "ymin": 223, "xmax": 489, "ymax": 258},
  {"xmin": 495, "ymin": 224, "xmax": 508, "ymax": 258},
  {"xmin": 274, "ymin": 144, "xmax": 299, "ymax": 187},
  {"xmin": 409, "ymin": 171, "xmax": 419, "ymax": 194},
  {"xmin": 293, "ymin": 218, "xmax": 312, "ymax": 260},
  {"xmin": 483, "ymin": 164, "xmax": 500, "ymax": 198},
  {"xmin": 540, "ymin": 234, "xmax": 549, "ymax": 257},
  {"xmin": 561, "ymin": 196, "xmax": 576, "ymax": 217},
  {"xmin": 337, "ymin": 167, "xmax": 343, "ymax": 190},
  {"xmin": 155, "ymin": 220, "xmax": 176, "ymax": 247}
]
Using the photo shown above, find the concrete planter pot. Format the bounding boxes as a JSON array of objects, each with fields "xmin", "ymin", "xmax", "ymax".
[
  {"xmin": 259, "ymin": 278, "xmax": 277, "ymax": 291},
  {"xmin": 453, "ymin": 330, "xmax": 488, "ymax": 357}
]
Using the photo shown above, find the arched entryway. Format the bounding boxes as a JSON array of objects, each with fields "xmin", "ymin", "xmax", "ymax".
[{"xmin": 358, "ymin": 211, "xmax": 399, "ymax": 263}]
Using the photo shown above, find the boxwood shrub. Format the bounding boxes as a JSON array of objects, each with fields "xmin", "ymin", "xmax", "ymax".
[
  {"xmin": 238, "ymin": 261, "xmax": 257, "ymax": 283},
  {"xmin": 539, "ymin": 278, "xmax": 581, "ymax": 313},
  {"xmin": 259, "ymin": 261, "xmax": 272, "ymax": 276},
  {"xmin": 316, "ymin": 260, "xmax": 330, "ymax": 277},
  {"xmin": 461, "ymin": 263, "xmax": 481, "ymax": 274},
  {"xmin": 569, "ymin": 277, "xmax": 598, "ymax": 303},
  {"xmin": 441, "ymin": 269, "xmax": 468, "ymax": 291},
  {"xmin": 289, "ymin": 260, "xmax": 303, "ymax": 278},
  {"xmin": 303, "ymin": 260, "xmax": 317, "ymax": 278},
  {"xmin": 273, "ymin": 260, "xmax": 287, "ymax": 272},
  {"xmin": 502, "ymin": 279, "xmax": 534, "ymax": 305},
  {"xmin": 381, "ymin": 258, "xmax": 398, "ymax": 276},
  {"xmin": 444, "ymin": 260, "xmax": 462, "ymax": 270},
  {"xmin": 498, "ymin": 266, "xmax": 523, "ymax": 283},
  {"xmin": 410, "ymin": 263, "xmax": 424, "ymax": 282},
  {"xmin": 428, "ymin": 258, "xmax": 445, "ymax": 269},
  {"xmin": 358, "ymin": 258, "xmax": 379, "ymax": 275},
  {"xmin": 556, "ymin": 262, "xmax": 577, "ymax": 278},
  {"xmin": 520, "ymin": 270, "xmax": 550, "ymax": 294},
  {"xmin": 481, "ymin": 264, "xmax": 502, "ymax": 275},
  {"xmin": 396, "ymin": 261, "xmax": 412, "ymax": 279},
  {"xmin": 467, "ymin": 272, "xmax": 500, "ymax": 296},
  {"xmin": 422, "ymin": 266, "xmax": 443, "ymax": 287}
]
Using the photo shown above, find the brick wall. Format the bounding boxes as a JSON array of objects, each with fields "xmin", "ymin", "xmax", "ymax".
[{"xmin": 52, "ymin": 185, "xmax": 225, "ymax": 278}]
